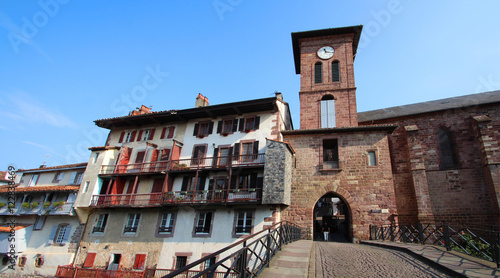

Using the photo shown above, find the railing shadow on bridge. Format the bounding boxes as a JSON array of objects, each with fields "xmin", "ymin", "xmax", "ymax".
[{"xmin": 370, "ymin": 222, "xmax": 500, "ymax": 268}]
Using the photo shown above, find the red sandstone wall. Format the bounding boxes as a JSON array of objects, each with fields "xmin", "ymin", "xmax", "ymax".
[
  {"xmin": 360, "ymin": 103, "xmax": 500, "ymax": 227},
  {"xmin": 282, "ymin": 131, "xmax": 397, "ymax": 241}
]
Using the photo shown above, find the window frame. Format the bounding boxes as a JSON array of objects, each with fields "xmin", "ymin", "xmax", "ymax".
[
  {"xmin": 34, "ymin": 254, "xmax": 44, "ymax": 268},
  {"xmin": 92, "ymin": 214, "xmax": 109, "ymax": 235},
  {"xmin": 191, "ymin": 144, "xmax": 208, "ymax": 165},
  {"xmin": 331, "ymin": 60, "xmax": 340, "ymax": 82},
  {"xmin": 367, "ymin": 150, "xmax": 378, "ymax": 167},
  {"xmin": 155, "ymin": 211, "xmax": 177, "ymax": 238},
  {"xmin": 123, "ymin": 213, "xmax": 141, "ymax": 234},
  {"xmin": 314, "ymin": 61, "xmax": 323, "ymax": 84},
  {"xmin": 232, "ymin": 210, "xmax": 254, "ymax": 238},
  {"xmin": 27, "ymin": 174, "xmax": 39, "ymax": 187},
  {"xmin": 53, "ymin": 172, "xmax": 65, "ymax": 183},
  {"xmin": 133, "ymin": 254, "xmax": 147, "ymax": 270},
  {"xmin": 320, "ymin": 95, "xmax": 336, "ymax": 128},
  {"xmin": 193, "ymin": 210, "xmax": 215, "ymax": 238},
  {"xmin": 321, "ymin": 138, "xmax": 340, "ymax": 170},
  {"xmin": 437, "ymin": 127, "xmax": 458, "ymax": 169},
  {"xmin": 54, "ymin": 224, "xmax": 69, "ymax": 245}
]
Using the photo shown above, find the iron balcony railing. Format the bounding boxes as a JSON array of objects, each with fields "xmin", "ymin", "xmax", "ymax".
[
  {"xmin": 0, "ymin": 202, "xmax": 75, "ymax": 216},
  {"xmin": 370, "ymin": 222, "xmax": 500, "ymax": 268},
  {"xmin": 90, "ymin": 189, "xmax": 261, "ymax": 207},
  {"xmin": 99, "ymin": 154, "xmax": 265, "ymax": 175},
  {"xmin": 163, "ymin": 221, "xmax": 303, "ymax": 278}
]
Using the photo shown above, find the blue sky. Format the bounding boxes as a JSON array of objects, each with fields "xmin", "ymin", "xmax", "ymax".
[{"xmin": 1, "ymin": 0, "xmax": 500, "ymax": 170}]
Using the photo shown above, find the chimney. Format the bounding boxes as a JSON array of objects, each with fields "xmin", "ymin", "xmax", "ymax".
[
  {"xmin": 275, "ymin": 91, "xmax": 283, "ymax": 100},
  {"xmin": 195, "ymin": 93, "xmax": 209, "ymax": 108},
  {"xmin": 129, "ymin": 105, "xmax": 152, "ymax": 116}
]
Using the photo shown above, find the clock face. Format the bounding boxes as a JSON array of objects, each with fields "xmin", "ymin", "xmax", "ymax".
[{"xmin": 317, "ymin": 46, "xmax": 334, "ymax": 59}]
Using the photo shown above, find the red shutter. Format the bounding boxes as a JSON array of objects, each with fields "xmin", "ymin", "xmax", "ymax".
[
  {"xmin": 83, "ymin": 253, "xmax": 96, "ymax": 268},
  {"xmin": 149, "ymin": 129, "xmax": 156, "ymax": 140},
  {"xmin": 151, "ymin": 149, "xmax": 159, "ymax": 162},
  {"xmin": 118, "ymin": 132, "xmax": 125, "ymax": 143},
  {"xmin": 161, "ymin": 127, "xmax": 167, "ymax": 139},
  {"xmin": 137, "ymin": 130, "xmax": 143, "ymax": 142},
  {"xmin": 168, "ymin": 126, "xmax": 175, "ymax": 138},
  {"xmin": 161, "ymin": 149, "xmax": 171, "ymax": 161},
  {"xmin": 133, "ymin": 254, "xmax": 146, "ymax": 270},
  {"xmin": 130, "ymin": 131, "xmax": 137, "ymax": 142}
]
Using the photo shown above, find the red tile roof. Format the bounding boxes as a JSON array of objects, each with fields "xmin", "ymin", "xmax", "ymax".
[
  {"xmin": 0, "ymin": 185, "xmax": 79, "ymax": 193},
  {"xmin": 18, "ymin": 163, "xmax": 87, "ymax": 172},
  {"xmin": 0, "ymin": 224, "xmax": 31, "ymax": 232}
]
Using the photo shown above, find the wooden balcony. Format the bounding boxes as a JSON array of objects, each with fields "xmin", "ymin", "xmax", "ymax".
[
  {"xmin": 0, "ymin": 202, "xmax": 75, "ymax": 216},
  {"xmin": 90, "ymin": 189, "xmax": 261, "ymax": 208},
  {"xmin": 99, "ymin": 154, "xmax": 265, "ymax": 176}
]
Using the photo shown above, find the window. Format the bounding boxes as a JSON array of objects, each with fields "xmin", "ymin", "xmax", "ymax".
[
  {"xmin": 53, "ymin": 172, "xmax": 64, "ymax": 183},
  {"xmin": 93, "ymin": 152, "xmax": 100, "ymax": 164},
  {"xmin": 320, "ymin": 95, "xmax": 335, "ymax": 128},
  {"xmin": 204, "ymin": 257, "xmax": 216, "ymax": 270},
  {"xmin": 27, "ymin": 174, "xmax": 39, "ymax": 186},
  {"xmin": 71, "ymin": 172, "xmax": 84, "ymax": 184},
  {"xmin": 48, "ymin": 224, "xmax": 71, "ymax": 246},
  {"xmin": 175, "ymin": 256, "xmax": 187, "ymax": 269},
  {"xmin": 18, "ymin": 256, "xmax": 27, "ymax": 267},
  {"xmin": 92, "ymin": 214, "xmax": 108, "ymax": 234},
  {"xmin": 332, "ymin": 60, "xmax": 340, "ymax": 82},
  {"xmin": 193, "ymin": 121, "xmax": 213, "ymax": 138},
  {"xmin": 181, "ymin": 176, "xmax": 205, "ymax": 192},
  {"xmin": 191, "ymin": 145, "xmax": 207, "ymax": 165},
  {"xmin": 314, "ymin": 62, "xmax": 323, "ymax": 83},
  {"xmin": 124, "ymin": 213, "xmax": 141, "ymax": 233},
  {"xmin": 217, "ymin": 119, "xmax": 238, "ymax": 135},
  {"xmin": 2, "ymin": 256, "xmax": 9, "ymax": 265},
  {"xmin": 194, "ymin": 211, "xmax": 213, "ymax": 236},
  {"xmin": 83, "ymin": 181, "xmax": 90, "ymax": 193},
  {"xmin": 218, "ymin": 147, "xmax": 230, "ymax": 166},
  {"xmin": 323, "ymin": 139, "xmax": 339, "ymax": 169},
  {"xmin": 135, "ymin": 151, "xmax": 146, "ymax": 164},
  {"xmin": 133, "ymin": 254, "xmax": 147, "ymax": 270},
  {"xmin": 367, "ymin": 150, "xmax": 377, "ymax": 166},
  {"xmin": 438, "ymin": 128, "xmax": 457, "ymax": 169},
  {"xmin": 83, "ymin": 253, "xmax": 96, "ymax": 268},
  {"xmin": 125, "ymin": 132, "xmax": 133, "ymax": 142},
  {"xmin": 240, "ymin": 141, "xmax": 259, "ymax": 161},
  {"xmin": 234, "ymin": 211, "xmax": 253, "ymax": 236},
  {"xmin": 231, "ymin": 173, "xmax": 259, "ymax": 189},
  {"xmin": 33, "ymin": 216, "xmax": 46, "ymax": 230},
  {"xmin": 157, "ymin": 212, "xmax": 176, "ymax": 236},
  {"xmin": 161, "ymin": 126, "xmax": 176, "ymax": 139},
  {"xmin": 34, "ymin": 255, "xmax": 44, "ymax": 268}
]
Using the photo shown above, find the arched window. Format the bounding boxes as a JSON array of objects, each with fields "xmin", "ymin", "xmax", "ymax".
[
  {"xmin": 438, "ymin": 128, "xmax": 457, "ymax": 169},
  {"xmin": 314, "ymin": 62, "xmax": 322, "ymax": 84},
  {"xmin": 332, "ymin": 61, "xmax": 340, "ymax": 82},
  {"xmin": 320, "ymin": 95, "xmax": 335, "ymax": 128}
]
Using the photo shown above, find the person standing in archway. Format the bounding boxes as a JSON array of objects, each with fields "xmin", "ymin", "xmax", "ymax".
[{"xmin": 322, "ymin": 223, "xmax": 330, "ymax": 241}]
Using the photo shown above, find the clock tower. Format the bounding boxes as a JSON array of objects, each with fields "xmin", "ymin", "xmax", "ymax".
[{"xmin": 292, "ymin": 26, "xmax": 362, "ymax": 129}]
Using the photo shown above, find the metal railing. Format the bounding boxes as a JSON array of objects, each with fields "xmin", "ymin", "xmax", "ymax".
[
  {"xmin": 370, "ymin": 222, "xmax": 500, "ymax": 268},
  {"xmin": 0, "ymin": 202, "xmax": 74, "ymax": 215},
  {"xmin": 162, "ymin": 221, "xmax": 302, "ymax": 278},
  {"xmin": 99, "ymin": 154, "xmax": 265, "ymax": 175},
  {"xmin": 90, "ymin": 189, "xmax": 261, "ymax": 207},
  {"xmin": 56, "ymin": 265, "xmax": 144, "ymax": 277}
]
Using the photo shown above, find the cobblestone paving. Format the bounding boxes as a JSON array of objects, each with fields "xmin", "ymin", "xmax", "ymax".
[{"xmin": 314, "ymin": 242, "xmax": 452, "ymax": 278}]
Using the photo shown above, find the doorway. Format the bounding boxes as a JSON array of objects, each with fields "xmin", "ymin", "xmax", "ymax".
[{"xmin": 313, "ymin": 193, "xmax": 351, "ymax": 242}]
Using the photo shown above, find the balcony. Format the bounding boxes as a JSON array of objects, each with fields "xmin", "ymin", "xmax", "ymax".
[
  {"xmin": 169, "ymin": 153, "xmax": 265, "ymax": 171},
  {"xmin": 0, "ymin": 202, "xmax": 75, "ymax": 216},
  {"xmin": 90, "ymin": 188, "xmax": 261, "ymax": 208},
  {"xmin": 99, "ymin": 154, "xmax": 265, "ymax": 176}
]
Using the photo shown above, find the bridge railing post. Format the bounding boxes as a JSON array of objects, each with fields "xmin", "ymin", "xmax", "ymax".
[
  {"xmin": 442, "ymin": 222, "xmax": 451, "ymax": 251},
  {"xmin": 418, "ymin": 222, "xmax": 424, "ymax": 244},
  {"xmin": 401, "ymin": 225, "xmax": 407, "ymax": 243}
]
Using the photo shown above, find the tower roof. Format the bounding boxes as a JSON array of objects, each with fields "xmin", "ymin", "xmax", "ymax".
[{"xmin": 291, "ymin": 25, "xmax": 363, "ymax": 74}]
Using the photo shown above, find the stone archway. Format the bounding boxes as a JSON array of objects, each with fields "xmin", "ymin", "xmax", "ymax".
[{"xmin": 313, "ymin": 192, "xmax": 352, "ymax": 242}]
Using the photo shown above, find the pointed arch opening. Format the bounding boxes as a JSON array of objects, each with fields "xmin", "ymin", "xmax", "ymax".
[{"xmin": 313, "ymin": 192, "xmax": 351, "ymax": 242}]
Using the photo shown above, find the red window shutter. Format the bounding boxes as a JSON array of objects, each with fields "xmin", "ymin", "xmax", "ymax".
[
  {"xmin": 161, "ymin": 149, "xmax": 171, "ymax": 161},
  {"xmin": 118, "ymin": 132, "xmax": 125, "ymax": 143},
  {"xmin": 137, "ymin": 130, "xmax": 143, "ymax": 141},
  {"xmin": 130, "ymin": 131, "xmax": 137, "ymax": 142},
  {"xmin": 168, "ymin": 126, "xmax": 175, "ymax": 138},
  {"xmin": 160, "ymin": 127, "xmax": 167, "ymax": 139},
  {"xmin": 133, "ymin": 254, "xmax": 146, "ymax": 270},
  {"xmin": 83, "ymin": 253, "xmax": 96, "ymax": 268},
  {"xmin": 149, "ymin": 129, "xmax": 156, "ymax": 140}
]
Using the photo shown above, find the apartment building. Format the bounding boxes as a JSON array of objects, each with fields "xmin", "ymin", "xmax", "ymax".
[
  {"xmin": 71, "ymin": 93, "xmax": 293, "ymax": 272},
  {"xmin": 0, "ymin": 163, "xmax": 86, "ymax": 277}
]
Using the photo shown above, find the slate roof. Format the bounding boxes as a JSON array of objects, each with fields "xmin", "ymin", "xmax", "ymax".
[{"xmin": 358, "ymin": 90, "xmax": 500, "ymax": 123}]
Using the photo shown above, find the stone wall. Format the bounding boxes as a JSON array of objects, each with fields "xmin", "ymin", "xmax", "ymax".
[{"xmin": 262, "ymin": 139, "xmax": 293, "ymax": 205}]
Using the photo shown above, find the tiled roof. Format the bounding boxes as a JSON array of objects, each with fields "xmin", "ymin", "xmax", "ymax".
[
  {"xmin": 0, "ymin": 185, "xmax": 79, "ymax": 194},
  {"xmin": 0, "ymin": 224, "xmax": 31, "ymax": 232},
  {"xmin": 281, "ymin": 124, "xmax": 398, "ymax": 135},
  {"xmin": 266, "ymin": 138, "xmax": 296, "ymax": 154},
  {"xmin": 0, "ymin": 171, "xmax": 8, "ymax": 182},
  {"xmin": 18, "ymin": 163, "xmax": 87, "ymax": 173},
  {"xmin": 358, "ymin": 90, "xmax": 500, "ymax": 122}
]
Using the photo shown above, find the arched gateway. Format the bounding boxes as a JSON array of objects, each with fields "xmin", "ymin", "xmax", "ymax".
[{"xmin": 313, "ymin": 192, "xmax": 351, "ymax": 242}]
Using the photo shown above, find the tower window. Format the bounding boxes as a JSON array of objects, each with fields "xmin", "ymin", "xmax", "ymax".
[
  {"xmin": 323, "ymin": 139, "xmax": 339, "ymax": 169},
  {"xmin": 320, "ymin": 95, "xmax": 335, "ymax": 128},
  {"xmin": 314, "ymin": 62, "xmax": 323, "ymax": 84},
  {"xmin": 332, "ymin": 61, "xmax": 340, "ymax": 82}
]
